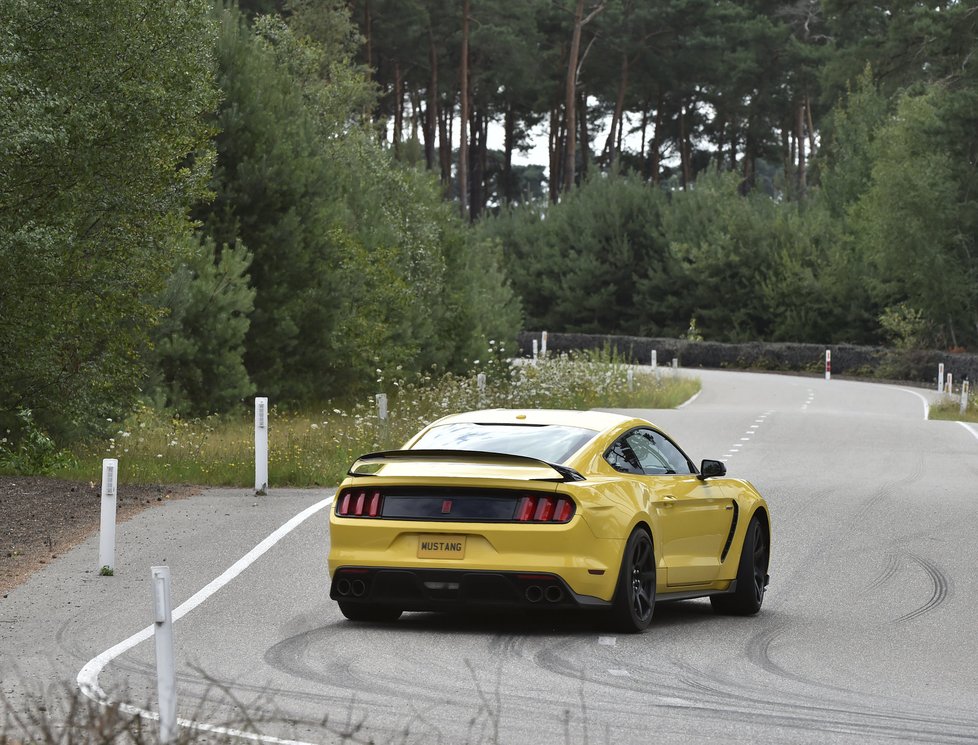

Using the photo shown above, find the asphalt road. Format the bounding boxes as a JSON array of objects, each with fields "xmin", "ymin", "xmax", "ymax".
[{"xmin": 3, "ymin": 370, "xmax": 978, "ymax": 744}]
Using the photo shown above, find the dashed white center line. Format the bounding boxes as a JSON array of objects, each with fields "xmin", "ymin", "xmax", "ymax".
[
  {"xmin": 607, "ymin": 669, "xmax": 630, "ymax": 677},
  {"xmin": 721, "ymin": 410, "xmax": 774, "ymax": 463},
  {"xmin": 598, "ymin": 636, "xmax": 617, "ymax": 646}
]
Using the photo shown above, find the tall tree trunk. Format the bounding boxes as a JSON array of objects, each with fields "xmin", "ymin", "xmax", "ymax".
[
  {"xmin": 563, "ymin": 0, "xmax": 586, "ymax": 193},
  {"xmin": 796, "ymin": 100, "xmax": 807, "ymax": 196},
  {"xmin": 364, "ymin": 0, "xmax": 372, "ymax": 72},
  {"xmin": 393, "ymin": 61, "xmax": 403, "ymax": 158},
  {"xmin": 438, "ymin": 94, "xmax": 452, "ymax": 184},
  {"xmin": 469, "ymin": 108, "xmax": 483, "ymax": 220},
  {"xmin": 715, "ymin": 114, "xmax": 726, "ymax": 172},
  {"xmin": 424, "ymin": 28, "xmax": 438, "ymax": 170},
  {"xmin": 578, "ymin": 91, "xmax": 589, "ymax": 182},
  {"xmin": 549, "ymin": 106, "xmax": 561, "ymax": 203},
  {"xmin": 805, "ymin": 95, "xmax": 817, "ymax": 159},
  {"xmin": 458, "ymin": 0, "xmax": 470, "ymax": 218},
  {"xmin": 503, "ymin": 102, "xmax": 515, "ymax": 204},
  {"xmin": 651, "ymin": 96, "xmax": 663, "ymax": 184},
  {"xmin": 639, "ymin": 109, "xmax": 648, "ymax": 176},
  {"xmin": 679, "ymin": 100, "xmax": 691, "ymax": 189},
  {"xmin": 603, "ymin": 54, "xmax": 628, "ymax": 165}
]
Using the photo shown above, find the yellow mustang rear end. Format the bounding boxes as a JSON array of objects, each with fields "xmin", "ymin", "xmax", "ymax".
[{"xmin": 328, "ymin": 409, "xmax": 770, "ymax": 632}]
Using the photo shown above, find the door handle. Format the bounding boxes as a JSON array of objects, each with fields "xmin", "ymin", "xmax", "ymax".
[{"xmin": 661, "ymin": 495, "xmax": 677, "ymax": 507}]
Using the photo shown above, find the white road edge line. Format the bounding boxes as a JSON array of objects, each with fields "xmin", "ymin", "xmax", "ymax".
[
  {"xmin": 77, "ymin": 495, "xmax": 334, "ymax": 745},
  {"xmin": 898, "ymin": 388, "xmax": 931, "ymax": 421},
  {"xmin": 957, "ymin": 421, "xmax": 978, "ymax": 443},
  {"xmin": 677, "ymin": 390, "xmax": 700, "ymax": 409}
]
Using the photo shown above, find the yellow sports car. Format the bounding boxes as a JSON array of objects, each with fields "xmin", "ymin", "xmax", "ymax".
[{"xmin": 328, "ymin": 409, "xmax": 770, "ymax": 632}]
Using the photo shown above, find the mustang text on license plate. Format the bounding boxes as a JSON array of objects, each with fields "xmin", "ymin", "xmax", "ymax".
[{"xmin": 418, "ymin": 534, "xmax": 467, "ymax": 559}]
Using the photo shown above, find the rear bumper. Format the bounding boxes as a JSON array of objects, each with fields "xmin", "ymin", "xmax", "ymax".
[{"xmin": 330, "ymin": 567, "xmax": 611, "ymax": 612}]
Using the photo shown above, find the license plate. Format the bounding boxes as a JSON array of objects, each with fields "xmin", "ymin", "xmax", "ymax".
[{"xmin": 418, "ymin": 534, "xmax": 466, "ymax": 559}]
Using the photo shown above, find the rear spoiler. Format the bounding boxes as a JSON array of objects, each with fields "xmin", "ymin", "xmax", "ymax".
[{"xmin": 348, "ymin": 449, "xmax": 585, "ymax": 483}]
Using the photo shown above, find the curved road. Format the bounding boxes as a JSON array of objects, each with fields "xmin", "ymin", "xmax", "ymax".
[{"xmin": 4, "ymin": 370, "xmax": 978, "ymax": 744}]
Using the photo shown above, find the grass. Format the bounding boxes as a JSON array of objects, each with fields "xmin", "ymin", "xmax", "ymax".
[
  {"xmin": 62, "ymin": 350, "xmax": 699, "ymax": 487},
  {"xmin": 929, "ymin": 390, "xmax": 978, "ymax": 422}
]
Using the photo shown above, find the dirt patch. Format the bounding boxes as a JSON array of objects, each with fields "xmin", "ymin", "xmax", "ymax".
[{"xmin": 0, "ymin": 477, "xmax": 198, "ymax": 596}]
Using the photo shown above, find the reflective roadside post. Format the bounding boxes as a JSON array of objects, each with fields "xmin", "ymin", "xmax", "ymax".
[
  {"xmin": 98, "ymin": 458, "xmax": 118, "ymax": 574},
  {"xmin": 947, "ymin": 373, "xmax": 953, "ymax": 396},
  {"xmin": 938, "ymin": 363, "xmax": 945, "ymax": 393},
  {"xmin": 152, "ymin": 566, "xmax": 177, "ymax": 744},
  {"xmin": 532, "ymin": 338, "xmax": 539, "ymax": 363},
  {"xmin": 376, "ymin": 393, "xmax": 388, "ymax": 421},
  {"xmin": 825, "ymin": 349, "xmax": 832, "ymax": 381},
  {"xmin": 541, "ymin": 331, "xmax": 548, "ymax": 358},
  {"xmin": 477, "ymin": 372, "xmax": 486, "ymax": 406},
  {"xmin": 627, "ymin": 368, "xmax": 634, "ymax": 391},
  {"xmin": 961, "ymin": 380, "xmax": 970, "ymax": 415},
  {"xmin": 255, "ymin": 397, "xmax": 268, "ymax": 495}
]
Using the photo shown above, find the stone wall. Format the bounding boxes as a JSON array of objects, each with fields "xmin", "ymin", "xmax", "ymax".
[{"xmin": 517, "ymin": 331, "xmax": 978, "ymax": 385}]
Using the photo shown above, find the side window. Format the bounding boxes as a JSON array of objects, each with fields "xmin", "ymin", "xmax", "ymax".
[
  {"xmin": 607, "ymin": 429, "xmax": 694, "ymax": 475},
  {"xmin": 605, "ymin": 436, "xmax": 644, "ymax": 474},
  {"xmin": 643, "ymin": 430, "xmax": 694, "ymax": 475},
  {"xmin": 625, "ymin": 430, "xmax": 674, "ymax": 474}
]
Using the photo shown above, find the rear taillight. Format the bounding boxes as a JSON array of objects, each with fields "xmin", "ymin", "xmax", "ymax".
[
  {"xmin": 336, "ymin": 490, "xmax": 384, "ymax": 518},
  {"xmin": 515, "ymin": 495, "xmax": 575, "ymax": 523}
]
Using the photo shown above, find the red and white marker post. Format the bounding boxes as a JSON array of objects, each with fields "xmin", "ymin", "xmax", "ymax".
[{"xmin": 825, "ymin": 349, "xmax": 832, "ymax": 381}]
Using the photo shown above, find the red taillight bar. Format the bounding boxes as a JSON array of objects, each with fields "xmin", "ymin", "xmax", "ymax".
[
  {"xmin": 336, "ymin": 490, "xmax": 383, "ymax": 518},
  {"xmin": 516, "ymin": 495, "xmax": 574, "ymax": 523}
]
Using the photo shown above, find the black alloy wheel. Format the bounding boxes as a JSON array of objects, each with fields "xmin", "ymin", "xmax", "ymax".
[
  {"xmin": 711, "ymin": 516, "xmax": 768, "ymax": 616},
  {"xmin": 610, "ymin": 529, "xmax": 656, "ymax": 632}
]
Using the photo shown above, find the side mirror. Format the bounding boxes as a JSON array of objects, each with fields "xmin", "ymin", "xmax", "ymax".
[{"xmin": 698, "ymin": 459, "xmax": 726, "ymax": 480}]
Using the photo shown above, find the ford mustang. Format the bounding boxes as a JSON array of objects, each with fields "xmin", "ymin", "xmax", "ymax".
[{"xmin": 328, "ymin": 409, "xmax": 770, "ymax": 632}]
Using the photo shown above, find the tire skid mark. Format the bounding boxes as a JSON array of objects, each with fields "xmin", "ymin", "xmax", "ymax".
[
  {"xmin": 536, "ymin": 638, "xmax": 978, "ymax": 743},
  {"xmin": 864, "ymin": 552, "xmax": 901, "ymax": 590},
  {"xmin": 896, "ymin": 553, "xmax": 952, "ymax": 623}
]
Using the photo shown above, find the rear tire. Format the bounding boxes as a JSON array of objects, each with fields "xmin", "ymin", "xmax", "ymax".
[
  {"xmin": 338, "ymin": 602, "xmax": 402, "ymax": 622},
  {"xmin": 609, "ymin": 529, "xmax": 656, "ymax": 633},
  {"xmin": 711, "ymin": 516, "xmax": 768, "ymax": 616}
]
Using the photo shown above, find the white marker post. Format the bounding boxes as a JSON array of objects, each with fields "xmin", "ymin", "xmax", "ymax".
[
  {"xmin": 477, "ymin": 372, "xmax": 486, "ymax": 405},
  {"xmin": 961, "ymin": 381, "xmax": 970, "ymax": 415},
  {"xmin": 672, "ymin": 358, "xmax": 678, "ymax": 369},
  {"xmin": 151, "ymin": 566, "xmax": 178, "ymax": 745},
  {"xmin": 825, "ymin": 349, "xmax": 832, "ymax": 381},
  {"xmin": 532, "ymin": 338, "xmax": 539, "ymax": 362},
  {"xmin": 938, "ymin": 363, "xmax": 945, "ymax": 393},
  {"xmin": 376, "ymin": 393, "xmax": 388, "ymax": 421},
  {"xmin": 254, "ymin": 397, "xmax": 268, "ymax": 495},
  {"xmin": 650, "ymin": 350, "xmax": 657, "ymax": 370},
  {"xmin": 947, "ymin": 373, "xmax": 953, "ymax": 396},
  {"xmin": 98, "ymin": 459, "xmax": 118, "ymax": 574},
  {"xmin": 541, "ymin": 331, "xmax": 548, "ymax": 358},
  {"xmin": 627, "ymin": 368, "xmax": 634, "ymax": 391}
]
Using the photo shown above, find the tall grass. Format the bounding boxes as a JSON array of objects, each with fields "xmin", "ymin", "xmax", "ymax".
[
  {"xmin": 929, "ymin": 388, "xmax": 978, "ymax": 422},
  {"xmin": 65, "ymin": 349, "xmax": 699, "ymax": 487}
]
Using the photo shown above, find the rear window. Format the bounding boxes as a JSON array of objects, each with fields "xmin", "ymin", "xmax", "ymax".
[{"xmin": 411, "ymin": 422, "xmax": 597, "ymax": 464}]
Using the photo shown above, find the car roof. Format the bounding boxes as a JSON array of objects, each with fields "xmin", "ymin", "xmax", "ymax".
[{"xmin": 424, "ymin": 408, "xmax": 638, "ymax": 432}]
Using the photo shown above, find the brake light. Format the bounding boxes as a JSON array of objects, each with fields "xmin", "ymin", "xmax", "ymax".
[
  {"xmin": 336, "ymin": 490, "xmax": 383, "ymax": 518},
  {"xmin": 516, "ymin": 495, "xmax": 575, "ymax": 523}
]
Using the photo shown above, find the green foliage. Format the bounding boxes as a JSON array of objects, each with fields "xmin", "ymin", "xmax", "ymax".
[
  {"xmin": 0, "ymin": 0, "xmax": 219, "ymax": 440},
  {"xmin": 146, "ymin": 236, "xmax": 257, "ymax": 416},
  {"xmin": 879, "ymin": 304, "xmax": 929, "ymax": 351},
  {"xmin": 200, "ymin": 7, "xmax": 520, "ymax": 405},
  {"xmin": 0, "ymin": 409, "xmax": 76, "ymax": 476},
  {"xmin": 850, "ymin": 88, "xmax": 975, "ymax": 348}
]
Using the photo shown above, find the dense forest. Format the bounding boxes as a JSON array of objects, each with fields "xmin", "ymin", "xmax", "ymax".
[{"xmin": 2, "ymin": 0, "xmax": 977, "ymax": 445}]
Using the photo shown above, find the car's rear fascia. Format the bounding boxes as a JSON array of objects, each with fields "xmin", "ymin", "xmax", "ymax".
[{"xmin": 328, "ymin": 476, "xmax": 624, "ymax": 606}]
